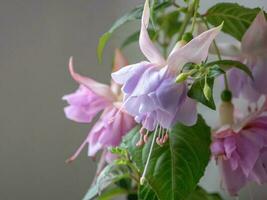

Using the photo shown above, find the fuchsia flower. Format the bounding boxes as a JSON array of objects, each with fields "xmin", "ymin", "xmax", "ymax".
[
  {"xmin": 211, "ymin": 100, "xmax": 267, "ymax": 196},
  {"xmin": 112, "ymin": 0, "xmax": 222, "ymax": 133},
  {"xmin": 63, "ymin": 50, "xmax": 136, "ymax": 162},
  {"xmin": 226, "ymin": 11, "xmax": 267, "ymax": 102}
]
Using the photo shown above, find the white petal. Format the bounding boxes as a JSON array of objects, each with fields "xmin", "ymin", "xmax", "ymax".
[{"xmin": 139, "ymin": 0, "xmax": 165, "ymax": 65}]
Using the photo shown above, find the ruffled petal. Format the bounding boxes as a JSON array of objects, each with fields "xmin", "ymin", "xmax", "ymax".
[
  {"xmin": 172, "ymin": 97, "xmax": 197, "ymax": 126},
  {"xmin": 139, "ymin": 0, "xmax": 165, "ymax": 65},
  {"xmin": 167, "ymin": 24, "xmax": 222, "ymax": 72},
  {"xmin": 111, "ymin": 61, "xmax": 150, "ymax": 85},
  {"xmin": 69, "ymin": 57, "xmax": 115, "ymax": 102},
  {"xmin": 62, "ymin": 85, "xmax": 109, "ymax": 123}
]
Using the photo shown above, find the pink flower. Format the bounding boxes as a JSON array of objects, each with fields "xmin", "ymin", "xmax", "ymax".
[
  {"xmin": 63, "ymin": 50, "xmax": 136, "ymax": 162},
  {"xmin": 223, "ymin": 12, "xmax": 267, "ymax": 102},
  {"xmin": 211, "ymin": 100, "xmax": 267, "ymax": 195},
  {"xmin": 112, "ymin": 0, "xmax": 222, "ymax": 131}
]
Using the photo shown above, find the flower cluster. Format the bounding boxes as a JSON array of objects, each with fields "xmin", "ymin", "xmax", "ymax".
[
  {"xmin": 210, "ymin": 11, "xmax": 267, "ymax": 196},
  {"xmin": 62, "ymin": 0, "xmax": 267, "ymax": 199},
  {"xmin": 63, "ymin": 50, "xmax": 135, "ymax": 163}
]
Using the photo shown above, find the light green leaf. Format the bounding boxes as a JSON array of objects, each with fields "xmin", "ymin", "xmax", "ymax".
[
  {"xmin": 123, "ymin": 116, "xmax": 211, "ymax": 200},
  {"xmin": 188, "ymin": 78, "xmax": 216, "ymax": 110},
  {"xmin": 98, "ymin": 187, "xmax": 129, "ymax": 200},
  {"xmin": 97, "ymin": 5, "xmax": 143, "ymax": 62},
  {"xmin": 82, "ymin": 163, "xmax": 132, "ymax": 200},
  {"xmin": 206, "ymin": 60, "xmax": 253, "ymax": 79},
  {"xmin": 206, "ymin": 3, "xmax": 260, "ymax": 41}
]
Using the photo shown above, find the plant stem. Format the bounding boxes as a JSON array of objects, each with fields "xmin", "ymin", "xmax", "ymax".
[
  {"xmin": 178, "ymin": 1, "xmax": 195, "ymax": 40},
  {"xmin": 190, "ymin": 0, "xmax": 199, "ymax": 33}
]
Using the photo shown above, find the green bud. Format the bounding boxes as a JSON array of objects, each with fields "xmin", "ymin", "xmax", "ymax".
[
  {"xmin": 176, "ymin": 73, "xmax": 188, "ymax": 83},
  {"xmin": 182, "ymin": 32, "xmax": 193, "ymax": 43},
  {"xmin": 203, "ymin": 80, "xmax": 212, "ymax": 100},
  {"xmin": 221, "ymin": 90, "xmax": 232, "ymax": 102}
]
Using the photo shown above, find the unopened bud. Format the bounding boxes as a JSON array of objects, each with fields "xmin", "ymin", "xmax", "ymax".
[
  {"xmin": 203, "ymin": 82, "xmax": 212, "ymax": 100},
  {"xmin": 176, "ymin": 73, "xmax": 188, "ymax": 83}
]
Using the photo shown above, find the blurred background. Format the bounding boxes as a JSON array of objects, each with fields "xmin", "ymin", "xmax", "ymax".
[{"xmin": 0, "ymin": 0, "xmax": 266, "ymax": 199}]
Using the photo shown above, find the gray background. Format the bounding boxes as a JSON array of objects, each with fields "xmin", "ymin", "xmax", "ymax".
[{"xmin": 0, "ymin": 0, "xmax": 266, "ymax": 200}]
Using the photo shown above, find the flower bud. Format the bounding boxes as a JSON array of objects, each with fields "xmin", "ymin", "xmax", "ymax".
[
  {"xmin": 176, "ymin": 73, "xmax": 188, "ymax": 83},
  {"xmin": 203, "ymin": 82, "xmax": 212, "ymax": 100}
]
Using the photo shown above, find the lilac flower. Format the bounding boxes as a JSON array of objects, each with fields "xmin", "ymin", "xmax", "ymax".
[
  {"xmin": 63, "ymin": 50, "xmax": 136, "ymax": 163},
  {"xmin": 211, "ymin": 101, "xmax": 267, "ymax": 195},
  {"xmin": 112, "ymin": 0, "xmax": 222, "ymax": 132},
  {"xmin": 221, "ymin": 12, "xmax": 267, "ymax": 102}
]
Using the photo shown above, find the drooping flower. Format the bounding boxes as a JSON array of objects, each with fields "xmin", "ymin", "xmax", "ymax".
[
  {"xmin": 63, "ymin": 49, "xmax": 136, "ymax": 163},
  {"xmin": 221, "ymin": 11, "xmax": 267, "ymax": 102},
  {"xmin": 112, "ymin": 0, "xmax": 222, "ymax": 133},
  {"xmin": 211, "ymin": 100, "xmax": 267, "ymax": 196}
]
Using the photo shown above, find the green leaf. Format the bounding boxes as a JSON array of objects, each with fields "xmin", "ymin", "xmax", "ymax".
[
  {"xmin": 123, "ymin": 116, "xmax": 211, "ymax": 200},
  {"xmin": 98, "ymin": 187, "xmax": 128, "ymax": 200},
  {"xmin": 188, "ymin": 78, "xmax": 216, "ymax": 110},
  {"xmin": 138, "ymin": 185, "xmax": 223, "ymax": 200},
  {"xmin": 97, "ymin": 5, "xmax": 143, "ymax": 62},
  {"xmin": 206, "ymin": 3, "xmax": 260, "ymax": 41},
  {"xmin": 207, "ymin": 65, "xmax": 225, "ymax": 78},
  {"xmin": 187, "ymin": 186, "xmax": 223, "ymax": 200},
  {"xmin": 206, "ymin": 60, "xmax": 253, "ymax": 79},
  {"xmin": 82, "ymin": 162, "xmax": 132, "ymax": 200},
  {"xmin": 138, "ymin": 185, "xmax": 158, "ymax": 200}
]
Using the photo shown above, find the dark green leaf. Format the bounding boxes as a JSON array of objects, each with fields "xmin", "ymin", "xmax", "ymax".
[
  {"xmin": 206, "ymin": 3, "xmax": 261, "ymax": 41},
  {"xmin": 97, "ymin": 5, "xmax": 143, "ymax": 62},
  {"xmin": 206, "ymin": 60, "xmax": 253, "ymax": 79},
  {"xmin": 187, "ymin": 186, "xmax": 223, "ymax": 200},
  {"xmin": 123, "ymin": 116, "xmax": 211, "ymax": 200},
  {"xmin": 138, "ymin": 185, "xmax": 158, "ymax": 200},
  {"xmin": 188, "ymin": 78, "xmax": 216, "ymax": 110}
]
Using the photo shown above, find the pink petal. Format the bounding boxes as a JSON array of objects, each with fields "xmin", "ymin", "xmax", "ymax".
[
  {"xmin": 167, "ymin": 24, "xmax": 222, "ymax": 72},
  {"xmin": 68, "ymin": 57, "xmax": 115, "ymax": 102},
  {"xmin": 113, "ymin": 48, "xmax": 128, "ymax": 72},
  {"xmin": 139, "ymin": 0, "xmax": 165, "ymax": 65},
  {"xmin": 241, "ymin": 11, "xmax": 267, "ymax": 55}
]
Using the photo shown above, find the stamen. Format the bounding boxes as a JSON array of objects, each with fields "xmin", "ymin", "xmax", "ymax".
[
  {"xmin": 140, "ymin": 124, "xmax": 159, "ymax": 185},
  {"xmin": 65, "ymin": 137, "xmax": 88, "ymax": 164},
  {"xmin": 143, "ymin": 130, "xmax": 149, "ymax": 143},
  {"xmin": 139, "ymin": 127, "xmax": 147, "ymax": 135},
  {"xmin": 162, "ymin": 132, "xmax": 169, "ymax": 143}
]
